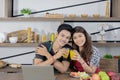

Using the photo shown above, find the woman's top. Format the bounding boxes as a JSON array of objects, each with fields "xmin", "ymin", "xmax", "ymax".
[{"xmin": 90, "ymin": 46, "xmax": 101, "ymax": 67}]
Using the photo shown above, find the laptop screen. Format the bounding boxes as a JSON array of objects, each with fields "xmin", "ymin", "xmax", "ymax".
[{"xmin": 22, "ymin": 65, "xmax": 55, "ymax": 80}]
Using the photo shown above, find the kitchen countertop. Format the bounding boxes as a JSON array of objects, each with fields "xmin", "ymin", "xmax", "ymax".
[
  {"xmin": 0, "ymin": 66, "xmax": 120, "ymax": 80},
  {"xmin": 0, "ymin": 72, "xmax": 79, "ymax": 80}
]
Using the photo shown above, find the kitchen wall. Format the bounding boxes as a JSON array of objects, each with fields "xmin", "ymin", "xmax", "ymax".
[{"xmin": 0, "ymin": 0, "xmax": 119, "ymax": 64}]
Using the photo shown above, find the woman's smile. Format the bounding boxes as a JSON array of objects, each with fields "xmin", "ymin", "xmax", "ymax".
[{"xmin": 73, "ymin": 32, "xmax": 86, "ymax": 47}]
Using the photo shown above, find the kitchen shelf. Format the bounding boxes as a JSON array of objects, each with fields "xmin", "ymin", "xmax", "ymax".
[
  {"xmin": 0, "ymin": 42, "xmax": 120, "ymax": 47},
  {"xmin": 93, "ymin": 42, "xmax": 120, "ymax": 47},
  {"xmin": 0, "ymin": 17, "xmax": 64, "ymax": 21},
  {"xmin": 64, "ymin": 17, "xmax": 120, "ymax": 22},
  {"xmin": 0, "ymin": 17, "xmax": 120, "ymax": 22},
  {"xmin": 0, "ymin": 43, "xmax": 39, "ymax": 47}
]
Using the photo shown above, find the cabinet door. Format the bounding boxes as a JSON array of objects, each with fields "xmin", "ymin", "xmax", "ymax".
[
  {"xmin": 112, "ymin": 0, "xmax": 120, "ymax": 17},
  {"xmin": 2, "ymin": 0, "xmax": 12, "ymax": 17}
]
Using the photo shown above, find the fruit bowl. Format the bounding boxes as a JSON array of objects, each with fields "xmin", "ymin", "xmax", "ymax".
[
  {"xmin": 70, "ymin": 72, "xmax": 80, "ymax": 78},
  {"xmin": 70, "ymin": 72, "xmax": 90, "ymax": 79}
]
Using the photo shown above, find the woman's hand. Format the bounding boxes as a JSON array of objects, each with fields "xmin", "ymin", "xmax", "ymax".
[
  {"xmin": 35, "ymin": 44, "xmax": 49, "ymax": 57},
  {"xmin": 70, "ymin": 50, "xmax": 82, "ymax": 60}
]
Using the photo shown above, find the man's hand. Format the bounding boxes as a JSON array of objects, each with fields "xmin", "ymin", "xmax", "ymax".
[
  {"xmin": 35, "ymin": 45, "xmax": 49, "ymax": 57},
  {"xmin": 54, "ymin": 48, "xmax": 68, "ymax": 59}
]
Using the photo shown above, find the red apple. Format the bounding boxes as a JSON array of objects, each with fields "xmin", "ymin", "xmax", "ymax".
[
  {"xmin": 107, "ymin": 71, "xmax": 116, "ymax": 77},
  {"xmin": 113, "ymin": 56, "xmax": 119, "ymax": 59},
  {"xmin": 111, "ymin": 75, "xmax": 120, "ymax": 80}
]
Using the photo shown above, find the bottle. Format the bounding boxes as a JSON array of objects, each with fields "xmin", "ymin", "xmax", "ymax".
[
  {"xmin": 41, "ymin": 30, "xmax": 46, "ymax": 43},
  {"xmin": 47, "ymin": 32, "xmax": 51, "ymax": 41},
  {"xmin": 42, "ymin": 34, "xmax": 46, "ymax": 42},
  {"xmin": 27, "ymin": 27, "xmax": 31, "ymax": 43},
  {"xmin": 50, "ymin": 33, "xmax": 55, "ymax": 42},
  {"xmin": 34, "ymin": 33, "xmax": 39, "ymax": 43}
]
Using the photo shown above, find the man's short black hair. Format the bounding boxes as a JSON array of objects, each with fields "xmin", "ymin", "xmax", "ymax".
[{"xmin": 57, "ymin": 24, "xmax": 73, "ymax": 34}]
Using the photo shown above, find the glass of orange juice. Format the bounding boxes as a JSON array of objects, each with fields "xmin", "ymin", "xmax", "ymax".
[{"xmin": 70, "ymin": 50, "xmax": 76, "ymax": 60}]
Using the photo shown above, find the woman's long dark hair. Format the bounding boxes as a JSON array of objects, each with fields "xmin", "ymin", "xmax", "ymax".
[{"xmin": 72, "ymin": 26, "xmax": 93, "ymax": 62}]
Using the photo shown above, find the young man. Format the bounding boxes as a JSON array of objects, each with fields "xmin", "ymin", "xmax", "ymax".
[{"xmin": 34, "ymin": 24, "xmax": 73, "ymax": 73}]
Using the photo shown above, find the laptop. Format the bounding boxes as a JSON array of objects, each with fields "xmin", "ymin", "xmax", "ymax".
[{"xmin": 22, "ymin": 65, "xmax": 55, "ymax": 80}]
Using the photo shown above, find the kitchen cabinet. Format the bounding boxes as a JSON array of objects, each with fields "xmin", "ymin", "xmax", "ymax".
[{"xmin": 112, "ymin": 0, "xmax": 120, "ymax": 17}]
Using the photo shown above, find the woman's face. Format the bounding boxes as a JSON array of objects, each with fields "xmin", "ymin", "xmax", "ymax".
[
  {"xmin": 73, "ymin": 32, "xmax": 86, "ymax": 47},
  {"xmin": 56, "ymin": 30, "xmax": 71, "ymax": 46}
]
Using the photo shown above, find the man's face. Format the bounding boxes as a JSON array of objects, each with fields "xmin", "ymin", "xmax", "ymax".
[{"xmin": 56, "ymin": 30, "xmax": 71, "ymax": 47}]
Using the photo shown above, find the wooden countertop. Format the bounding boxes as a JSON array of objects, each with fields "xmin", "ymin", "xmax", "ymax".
[
  {"xmin": 0, "ymin": 72, "xmax": 79, "ymax": 80},
  {"xmin": 0, "ymin": 66, "xmax": 79, "ymax": 80},
  {"xmin": 0, "ymin": 66, "xmax": 119, "ymax": 80}
]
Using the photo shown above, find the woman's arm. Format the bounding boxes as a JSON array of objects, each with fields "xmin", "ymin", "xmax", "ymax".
[
  {"xmin": 72, "ymin": 49, "xmax": 101, "ymax": 74},
  {"xmin": 77, "ymin": 57, "xmax": 97, "ymax": 74}
]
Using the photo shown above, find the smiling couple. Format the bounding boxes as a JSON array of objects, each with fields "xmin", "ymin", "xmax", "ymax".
[{"xmin": 34, "ymin": 23, "xmax": 101, "ymax": 74}]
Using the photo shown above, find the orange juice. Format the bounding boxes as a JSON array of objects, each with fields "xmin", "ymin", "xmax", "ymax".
[{"xmin": 70, "ymin": 50, "xmax": 76, "ymax": 60}]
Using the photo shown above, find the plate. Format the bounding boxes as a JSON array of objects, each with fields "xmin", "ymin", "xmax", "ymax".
[
  {"xmin": 70, "ymin": 76, "xmax": 80, "ymax": 78},
  {"xmin": 9, "ymin": 63, "xmax": 22, "ymax": 68},
  {"xmin": 70, "ymin": 72, "xmax": 80, "ymax": 78}
]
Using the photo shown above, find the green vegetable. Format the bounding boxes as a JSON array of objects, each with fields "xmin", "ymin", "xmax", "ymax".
[
  {"xmin": 99, "ymin": 71, "xmax": 110, "ymax": 80},
  {"xmin": 104, "ymin": 54, "xmax": 113, "ymax": 59}
]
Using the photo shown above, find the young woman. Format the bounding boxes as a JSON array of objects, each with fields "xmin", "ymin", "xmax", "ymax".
[
  {"xmin": 70, "ymin": 26, "xmax": 101, "ymax": 74},
  {"xmin": 34, "ymin": 24, "xmax": 73, "ymax": 73}
]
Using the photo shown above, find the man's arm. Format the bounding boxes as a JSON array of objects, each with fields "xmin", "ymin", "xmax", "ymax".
[
  {"xmin": 51, "ymin": 49, "xmax": 70, "ymax": 73},
  {"xmin": 53, "ymin": 60, "xmax": 70, "ymax": 73}
]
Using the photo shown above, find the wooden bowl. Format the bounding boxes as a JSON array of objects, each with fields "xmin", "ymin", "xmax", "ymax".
[
  {"xmin": 0, "ymin": 60, "xmax": 7, "ymax": 68},
  {"xmin": 93, "ymin": 14, "xmax": 100, "ymax": 18},
  {"xmin": 81, "ymin": 14, "xmax": 88, "ymax": 18}
]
